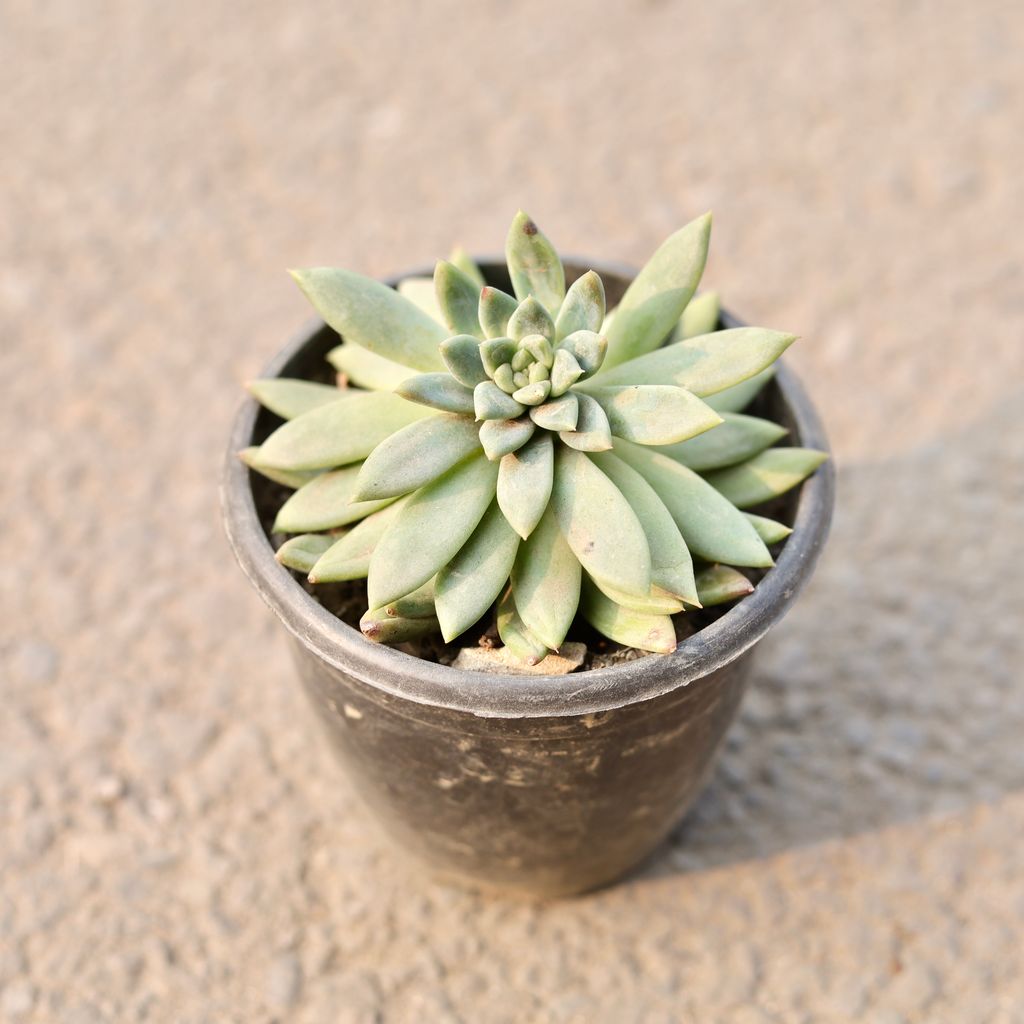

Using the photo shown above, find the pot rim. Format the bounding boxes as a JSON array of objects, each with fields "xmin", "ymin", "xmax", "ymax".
[{"xmin": 221, "ymin": 259, "xmax": 835, "ymax": 719}]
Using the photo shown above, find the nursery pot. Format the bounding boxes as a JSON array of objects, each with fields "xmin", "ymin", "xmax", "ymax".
[{"xmin": 222, "ymin": 259, "xmax": 835, "ymax": 898}]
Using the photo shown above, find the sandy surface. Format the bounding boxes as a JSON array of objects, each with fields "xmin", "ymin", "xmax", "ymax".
[{"xmin": 2, "ymin": 1, "xmax": 1023, "ymax": 1020}]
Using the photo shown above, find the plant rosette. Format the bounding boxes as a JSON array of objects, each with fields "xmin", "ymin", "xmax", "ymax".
[{"xmin": 223, "ymin": 213, "xmax": 834, "ymax": 896}]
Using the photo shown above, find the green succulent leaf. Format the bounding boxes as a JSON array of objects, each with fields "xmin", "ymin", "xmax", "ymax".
[
  {"xmin": 497, "ymin": 587, "xmax": 550, "ymax": 665},
  {"xmin": 291, "ymin": 268, "xmax": 446, "ymax": 372},
  {"xmin": 435, "ymin": 501, "xmax": 520, "ymax": 642},
  {"xmin": 474, "ymin": 380, "xmax": 526, "ymax": 421},
  {"xmin": 275, "ymin": 464, "xmax": 397, "ymax": 532},
  {"xmin": 705, "ymin": 366, "xmax": 775, "ymax": 413},
  {"xmin": 258, "ymin": 392, "xmax": 432, "ymax": 471},
  {"xmin": 555, "ymin": 270, "xmax": 606, "ymax": 341},
  {"xmin": 376, "ymin": 578, "xmax": 438, "ymax": 620},
  {"xmin": 557, "ymin": 330, "xmax": 607, "ymax": 377},
  {"xmin": 479, "ymin": 286, "xmax": 520, "ymax": 340},
  {"xmin": 529, "ymin": 391, "xmax": 579, "ymax": 432},
  {"xmin": 703, "ymin": 448, "xmax": 828, "ymax": 509},
  {"xmin": 588, "ymin": 576, "xmax": 685, "ymax": 615},
  {"xmin": 551, "ymin": 446, "xmax": 651, "ymax": 598},
  {"xmin": 549, "ymin": 348, "xmax": 584, "ymax": 397},
  {"xmin": 505, "ymin": 211, "xmax": 566, "ymax": 314},
  {"xmin": 396, "ymin": 277, "xmax": 444, "ymax": 323},
  {"xmin": 522, "ymin": 333, "xmax": 554, "ymax": 367},
  {"xmin": 508, "ymin": 296, "xmax": 555, "ymax": 343},
  {"xmin": 511, "ymin": 380, "xmax": 551, "ymax": 407},
  {"xmin": 439, "ymin": 334, "xmax": 489, "ymax": 387},
  {"xmin": 744, "ymin": 512, "xmax": 793, "ymax": 545},
  {"xmin": 434, "ymin": 260, "xmax": 484, "ymax": 338},
  {"xmin": 327, "ymin": 343, "xmax": 418, "ymax": 391},
  {"xmin": 361, "ymin": 601, "xmax": 441, "ymax": 644},
  {"xmin": 308, "ymin": 499, "xmax": 408, "ymax": 583},
  {"xmin": 238, "ymin": 447, "xmax": 320, "ymax": 489},
  {"xmin": 354, "ymin": 414, "xmax": 482, "ymax": 500},
  {"xmin": 395, "ymin": 373, "xmax": 476, "ymax": 415},
  {"xmin": 496, "ymin": 433, "xmax": 554, "ymax": 540},
  {"xmin": 246, "ymin": 378, "xmax": 345, "ymax": 420},
  {"xmin": 580, "ymin": 577, "xmax": 677, "ymax": 654},
  {"xmin": 588, "ymin": 451, "xmax": 698, "ymax": 606},
  {"xmin": 275, "ymin": 533, "xmax": 335, "ymax": 574},
  {"xmin": 367, "ymin": 453, "xmax": 499, "ymax": 608},
  {"xmin": 479, "ymin": 417, "xmax": 536, "ymax": 460},
  {"xmin": 680, "ymin": 291, "xmax": 720, "ymax": 339},
  {"xmin": 660, "ymin": 412, "xmax": 788, "ymax": 471},
  {"xmin": 594, "ymin": 327, "xmax": 794, "ymax": 397},
  {"xmin": 512, "ymin": 506, "xmax": 581, "ymax": 650},
  {"xmin": 449, "ymin": 246, "xmax": 485, "ymax": 289},
  {"xmin": 694, "ymin": 564, "xmax": 755, "ymax": 607},
  {"xmin": 614, "ymin": 439, "xmax": 773, "ymax": 567},
  {"xmin": 479, "ymin": 337, "xmax": 517, "ymax": 377},
  {"xmin": 559, "ymin": 393, "xmax": 613, "ymax": 452},
  {"xmin": 602, "ymin": 212, "xmax": 712, "ymax": 369},
  {"xmin": 584, "ymin": 385, "xmax": 722, "ymax": 446}
]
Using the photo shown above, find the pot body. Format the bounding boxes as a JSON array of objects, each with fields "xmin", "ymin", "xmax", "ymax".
[
  {"xmin": 294, "ymin": 637, "xmax": 752, "ymax": 897},
  {"xmin": 223, "ymin": 258, "xmax": 834, "ymax": 898}
]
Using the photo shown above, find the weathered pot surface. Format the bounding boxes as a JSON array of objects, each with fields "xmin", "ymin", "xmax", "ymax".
[{"xmin": 222, "ymin": 260, "xmax": 835, "ymax": 898}]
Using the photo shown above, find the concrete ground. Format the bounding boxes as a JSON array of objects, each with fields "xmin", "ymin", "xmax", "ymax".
[{"xmin": 3, "ymin": 1, "xmax": 1023, "ymax": 1020}]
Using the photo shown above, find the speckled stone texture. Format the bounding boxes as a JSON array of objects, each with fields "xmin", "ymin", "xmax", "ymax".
[{"xmin": 2, "ymin": 1, "xmax": 1022, "ymax": 1021}]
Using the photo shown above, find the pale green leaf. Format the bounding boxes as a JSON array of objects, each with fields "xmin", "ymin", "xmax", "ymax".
[
  {"xmin": 439, "ymin": 334, "xmax": 488, "ymax": 387},
  {"xmin": 580, "ymin": 577, "xmax": 677, "ymax": 654},
  {"xmin": 583, "ymin": 385, "xmax": 722, "ymax": 445},
  {"xmin": 595, "ymin": 327, "xmax": 794, "ymax": 396},
  {"xmin": 507, "ymin": 296, "xmax": 555, "ymax": 342},
  {"xmin": 474, "ymin": 380, "xmax": 525, "ymax": 421},
  {"xmin": 361, "ymin": 591, "xmax": 440, "ymax": 644},
  {"xmin": 275, "ymin": 534, "xmax": 335, "ymax": 573},
  {"xmin": 449, "ymin": 246, "xmax": 485, "ymax": 289},
  {"xmin": 588, "ymin": 451, "xmax": 698, "ymax": 606},
  {"xmin": 660, "ymin": 412, "xmax": 788, "ymax": 471},
  {"xmin": 555, "ymin": 270, "xmax": 605, "ymax": 341},
  {"xmin": 397, "ymin": 276, "xmax": 444, "ymax": 323},
  {"xmin": 602, "ymin": 212, "xmax": 712, "ymax": 368},
  {"xmin": 367, "ymin": 453, "xmax": 499, "ymax": 608},
  {"xmin": 246, "ymin": 378, "xmax": 345, "ymax": 420},
  {"xmin": 744, "ymin": 512, "xmax": 793, "ymax": 545},
  {"xmin": 549, "ymin": 348, "xmax": 584, "ymax": 396},
  {"xmin": 479, "ymin": 286, "xmax": 519, "ymax": 339},
  {"xmin": 511, "ymin": 506, "xmax": 581, "ymax": 650},
  {"xmin": 497, "ymin": 587, "xmax": 549, "ymax": 664},
  {"xmin": 238, "ymin": 447, "xmax": 320, "ymax": 489},
  {"xmin": 705, "ymin": 366, "xmax": 775, "ymax": 413},
  {"xmin": 505, "ymin": 210, "xmax": 566, "ymax": 314},
  {"xmin": 375, "ymin": 578, "xmax": 437, "ymax": 620},
  {"xmin": 435, "ymin": 501, "xmax": 520, "ymax": 641},
  {"xmin": 434, "ymin": 260, "xmax": 483, "ymax": 338},
  {"xmin": 588, "ymin": 576, "xmax": 685, "ymax": 615},
  {"xmin": 559, "ymin": 393, "xmax": 613, "ymax": 452},
  {"xmin": 327, "ymin": 343, "xmax": 418, "ymax": 391},
  {"xmin": 291, "ymin": 267, "xmax": 446, "ymax": 371},
  {"xmin": 703, "ymin": 447, "xmax": 828, "ymax": 508},
  {"xmin": 558, "ymin": 330, "xmax": 607, "ymax": 376},
  {"xmin": 680, "ymin": 290, "xmax": 720, "ymax": 339},
  {"xmin": 479, "ymin": 337, "xmax": 517, "ymax": 376},
  {"xmin": 395, "ymin": 373, "xmax": 476, "ymax": 415},
  {"xmin": 354, "ymin": 414, "xmax": 482, "ymax": 500},
  {"xmin": 275, "ymin": 464, "xmax": 397, "ymax": 532},
  {"xmin": 694, "ymin": 564, "xmax": 754, "ymax": 607},
  {"xmin": 511, "ymin": 380, "xmax": 550, "ymax": 406},
  {"xmin": 258, "ymin": 392, "xmax": 432, "ymax": 471},
  {"xmin": 614, "ymin": 439, "xmax": 773, "ymax": 567},
  {"xmin": 479, "ymin": 417, "xmax": 535, "ymax": 460},
  {"xmin": 522, "ymin": 334, "xmax": 554, "ymax": 367},
  {"xmin": 551, "ymin": 446, "xmax": 651, "ymax": 597},
  {"xmin": 497, "ymin": 433, "xmax": 554, "ymax": 540},
  {"xmin": 529, "ymin": 392, "xmax": 579, "ymax": 432},
  {"xmin": 308, "ymin": 500, "xmax": 408, "ymax": 583}
]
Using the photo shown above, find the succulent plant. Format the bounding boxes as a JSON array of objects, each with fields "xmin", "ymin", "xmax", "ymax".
[{"xmin": 242, "ymin": 212, "xmax": 826, "ymax": 661}]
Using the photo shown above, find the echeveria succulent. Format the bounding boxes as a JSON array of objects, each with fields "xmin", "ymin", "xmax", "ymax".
[{"xmin": 243, "ymin": 212, "xmax": 826, "ymax": 661}]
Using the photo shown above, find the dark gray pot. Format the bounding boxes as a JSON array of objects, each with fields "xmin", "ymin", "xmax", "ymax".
[{"xmin": 222, "ymin": 260, "xmax": 834, "ymax": 898}]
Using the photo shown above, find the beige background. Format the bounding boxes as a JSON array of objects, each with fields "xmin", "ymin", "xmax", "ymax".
[{"xmin": 2, "ymin": 1, "xmax": 1023, "ymax": 1021}]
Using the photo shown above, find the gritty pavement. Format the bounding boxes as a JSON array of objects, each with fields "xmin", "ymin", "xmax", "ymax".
[{"xmin": 2, "ymin": 1, "xmax": 1023, "ymax": 1021}]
